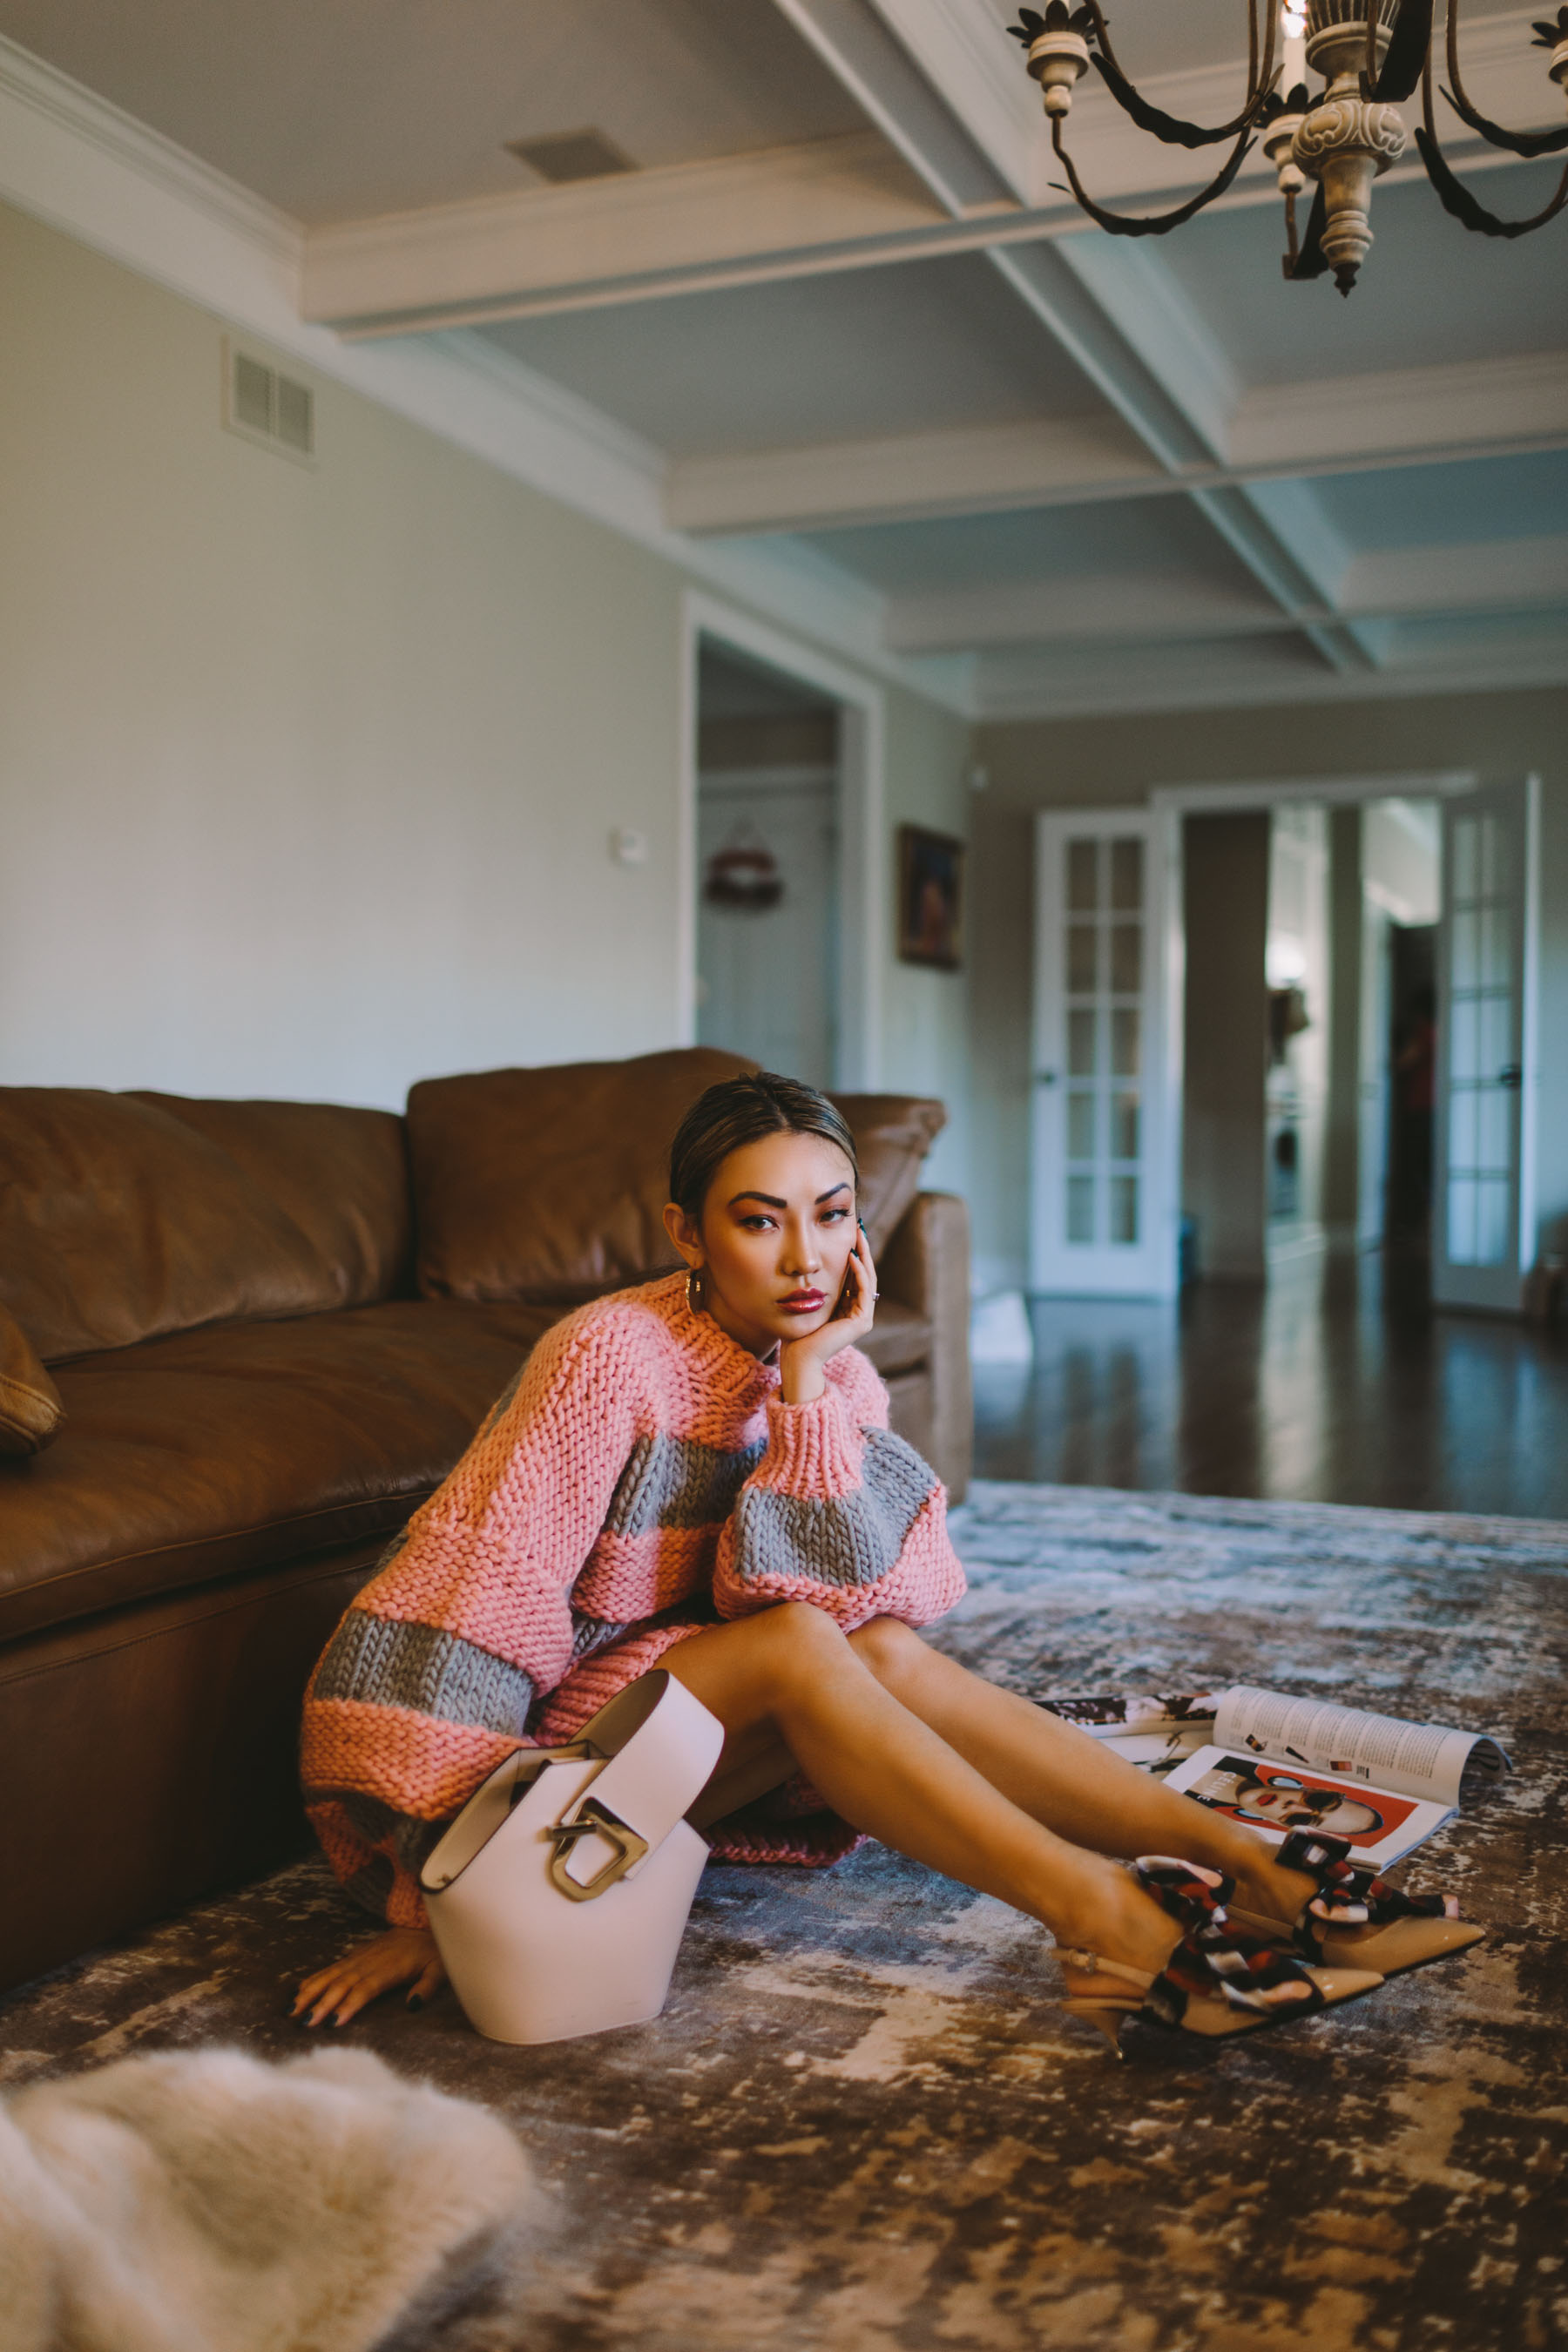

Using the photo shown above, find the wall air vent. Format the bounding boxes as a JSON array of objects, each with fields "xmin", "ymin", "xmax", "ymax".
[
  {"xmin": 505, "ymin": 127, "xmax": 635, "ymax": 184},
  {"xmin": 223, "ymin": 341, "xmax": 315, "ymax": 464}
]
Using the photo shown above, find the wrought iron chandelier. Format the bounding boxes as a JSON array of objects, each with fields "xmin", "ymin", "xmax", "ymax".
[{"xmin": 1006, "ymin": 0, "xmax": 1568, "ymax": 292}]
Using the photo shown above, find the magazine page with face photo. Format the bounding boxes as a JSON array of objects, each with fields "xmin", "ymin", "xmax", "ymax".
[{"xmin": 1160, "ymin": 1747, "xmax": 1452, "ymax": 1865}]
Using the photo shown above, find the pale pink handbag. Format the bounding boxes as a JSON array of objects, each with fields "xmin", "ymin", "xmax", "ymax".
[{"xmin": 420, "ymin": 1670, "xmax": 726, "ymax": 2045}]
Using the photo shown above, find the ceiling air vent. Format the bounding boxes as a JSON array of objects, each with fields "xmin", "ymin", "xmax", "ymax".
[
  {"xmin": 223, "ymin": 340, "xmax": 315, "ymax": 464},
  {"xmin": 505, "ymin": 127, "xmax": 634, "ymax": 184}
]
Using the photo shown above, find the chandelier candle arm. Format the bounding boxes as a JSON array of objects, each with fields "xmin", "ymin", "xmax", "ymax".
[
  {"xmin": 1417, "ymin": 21, "xmax": 1568, "ymax": 233},
  {"xmin": 1049, "ymin": 112, "xmax": 1260, "ymax": 236},
  {"xmin": 1439, "ymin": 0, "xmax": 1568, "ymax": 157},
  {"xmin": 1007, "ymin": 0, "xmax": 1567, "ymax": 283}
]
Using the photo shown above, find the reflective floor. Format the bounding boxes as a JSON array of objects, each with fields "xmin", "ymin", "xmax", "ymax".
[{"xmin": 972, "ymin": 1250, "xmax": 1568, "ymax": 1517}]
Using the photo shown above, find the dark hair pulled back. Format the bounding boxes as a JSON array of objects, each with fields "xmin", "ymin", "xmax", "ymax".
[{"xmin": 668, "ymin": 1071, "xmax": 858, "ymax": 1224}]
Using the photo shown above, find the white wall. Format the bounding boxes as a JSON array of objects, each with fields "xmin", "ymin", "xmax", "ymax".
[{"xmin": 0, "ymin": 198, "xmax": 974, "ymax": 1169}]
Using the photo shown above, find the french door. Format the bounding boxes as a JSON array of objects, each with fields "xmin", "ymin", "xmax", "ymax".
[
  {"xmin": 1030, "ymin": 809, "xmax": 1178, "ymax": 1296},
  {"xmin": 1433, "ymin": 777, "xmax": 1539, "ymax": 1311}
]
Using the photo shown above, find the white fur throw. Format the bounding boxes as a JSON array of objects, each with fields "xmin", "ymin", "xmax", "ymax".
[{"xmin": 0, "ymin": 2044, "xmax": 537, "ymax": 2352}]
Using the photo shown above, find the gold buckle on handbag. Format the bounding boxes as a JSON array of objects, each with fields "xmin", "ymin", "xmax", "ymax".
[{"xmin": 545, "ymin": 1797, "xmax": 649, "ymax": 1901}]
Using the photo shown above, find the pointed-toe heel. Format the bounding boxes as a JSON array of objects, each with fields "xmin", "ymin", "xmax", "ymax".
[
  {"xmin": 1232, "ymin": 1831, "xmax": 1486, "ymax": 1980},
  {"xmin": 1058, "ymin": 1857, "xmax": 1385, "ymax": 2055}
]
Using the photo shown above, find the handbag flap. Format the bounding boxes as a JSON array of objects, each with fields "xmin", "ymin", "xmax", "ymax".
[{"xmin": 422, "ymin": 1752, "xmax": 599, "ymax": 1894}]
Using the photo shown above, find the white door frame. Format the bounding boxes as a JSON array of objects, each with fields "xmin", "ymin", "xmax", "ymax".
[
  {"xmin": 679, "ymin": 590, "xmax": 884, "ymax": 1090},
  {"xmin": 1031, "ymin": 807, "xmax": 1179, "ymax": 1297},
  {"xmin": 1148, "ymin": 770, "xmax": 1480, "ymax": 1294}
]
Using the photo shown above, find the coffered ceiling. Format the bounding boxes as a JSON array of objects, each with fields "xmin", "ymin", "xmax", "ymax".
[{"xmin": 2, "ymin": 0, "xmax": 1564, "ymax": 720}]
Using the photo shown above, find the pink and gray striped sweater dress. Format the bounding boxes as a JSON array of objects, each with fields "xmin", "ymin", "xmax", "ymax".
[{"xmin": 301, "ymin": 1270, "xmax": 967, "ymax": 1925}]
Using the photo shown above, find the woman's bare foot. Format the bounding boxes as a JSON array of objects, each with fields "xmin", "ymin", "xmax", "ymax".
[
  {"xmin": 292, "ymin": 1926, "xmax": 446, "ymax": 2028},
  {"xmin": 1051, "ymin": 1859, "xmax": 1187, "ymax": 2002}
]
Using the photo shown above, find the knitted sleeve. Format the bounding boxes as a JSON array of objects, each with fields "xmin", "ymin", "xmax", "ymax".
[
  {"xmin": 710, "ymin": 1346, "xmax": 966, "ymax": 1633},
  {"xmin": 301, "ymin": 1307, "xmax": 642, "ymax": 1926}
]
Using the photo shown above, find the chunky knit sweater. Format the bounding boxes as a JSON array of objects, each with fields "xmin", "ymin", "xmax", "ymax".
[{"xmin": 301, "ymin": 1270, "xmax": 966, "ymax": 1925}]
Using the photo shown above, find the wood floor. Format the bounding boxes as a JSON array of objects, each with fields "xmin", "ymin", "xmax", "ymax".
[{"xmin": 972, "ymin": 1248, "xmax": 1568, "ymax": 1517}]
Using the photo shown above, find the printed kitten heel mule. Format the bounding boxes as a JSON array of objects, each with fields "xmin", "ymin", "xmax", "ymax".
[
  {"xmin": 1059, "ymin": 1856, "xmax": 1383, "ymax": 2056},
  {"xmin": 1227, "ymin": 1830, "xmax": 1484, "ymax": 1979}
]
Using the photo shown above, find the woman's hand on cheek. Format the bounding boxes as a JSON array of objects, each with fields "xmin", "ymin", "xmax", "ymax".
[{"xmin": 778, "ymin": 1224, "xmax": 876, "ymax": 1405}]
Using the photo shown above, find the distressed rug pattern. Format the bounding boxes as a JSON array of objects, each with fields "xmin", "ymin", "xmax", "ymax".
[{"xmin": 3, "ymin": 1481, "xmax": 1565, "ymax": 2352}]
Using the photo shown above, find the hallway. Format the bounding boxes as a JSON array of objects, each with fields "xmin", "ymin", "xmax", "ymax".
[{"xmin": 973, "ymin": 1253, "xmax": 1568, "ymax": 1517}]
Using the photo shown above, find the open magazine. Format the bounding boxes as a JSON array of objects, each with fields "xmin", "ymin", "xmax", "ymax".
[{"xmin": 1037, "ymin": 1686, "xmax": 1509, "ymax": 1865}]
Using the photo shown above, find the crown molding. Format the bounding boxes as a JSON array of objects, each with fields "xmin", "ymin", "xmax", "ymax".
[
  {"xmin": 0, "ymin": 30, "xmax": 297, "ymax": 263},
  {"xmin": 0, "ymin": 31, "xmax": 967, "ymax": 716}
]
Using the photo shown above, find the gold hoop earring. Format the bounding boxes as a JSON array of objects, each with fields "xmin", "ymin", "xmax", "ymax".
[{"xmin": 686, "ymin": 1265, "xmax": 706, "ymax": 1316}]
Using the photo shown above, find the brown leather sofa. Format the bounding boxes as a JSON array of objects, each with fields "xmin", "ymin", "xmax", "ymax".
[{"xmin": 0, "ymin": 1050, "xmax": 970, "ymax": 1997}]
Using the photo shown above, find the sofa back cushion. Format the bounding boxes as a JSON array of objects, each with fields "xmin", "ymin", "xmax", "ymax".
[
  {"xmin": 408, "ymin": 1049, "xmax": 757, "ymax": 1304},
  {"xmin": 0, "ymin": 1090, "xmax": 411, "ymax": 1362},
  {"xmin": 407, "ymin": 1053, "xmax": 948, "ymax": 1305}
]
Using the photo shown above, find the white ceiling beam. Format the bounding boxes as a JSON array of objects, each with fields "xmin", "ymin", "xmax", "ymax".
[
  {"xmin": 770, "ymin": 0, "xmax": 1012, "ymax": 212},
  {"xmin": 889, "ymin": 574, "xmax": 1294, "ymax": 651},
  {"xmin": 885, "ymin": 535, "xmax": 1568, "ymax": 650},
  {"xmin": 304, "ymin": 131, "xmax": 958, "ymax": 335},
  {"xmin": 308, "ymin": 141, "xmax": 1550, "ymax": 338},
  {"xmin": 666, "ymin": 414, "xmax": 1158, "ymax": 535},
  {"xmin": 1230, "ymin": 353, "xmax": 1568, "ymax": 474},
  {"xmin": 1342, "ymin": 534, "xmax": 1568, "ymax": 617},
  {"xmin": 666, "ymin": 356, "xmax": 1568, "ymax": 536},
  {"xmin": 970, "ymin": 622, "xmax": 1568, "ymax": 722},
  {"xmin": 861, "ymin": 0, "xmax": 1037, "ymax": 202}
]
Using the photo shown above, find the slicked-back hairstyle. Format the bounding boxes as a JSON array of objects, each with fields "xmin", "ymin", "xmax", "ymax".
[{"xmin": 668, "ymin": 1071, "xmax": 859, "ymax": 1225}]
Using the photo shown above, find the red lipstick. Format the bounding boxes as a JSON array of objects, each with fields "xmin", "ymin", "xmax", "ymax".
[{"xmin": 780, "ymin": 1288, "xmax": 826, "ymax": 1312}]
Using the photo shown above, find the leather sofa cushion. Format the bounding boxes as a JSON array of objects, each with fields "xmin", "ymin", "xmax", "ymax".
[
  {"xmin": 0, "ymin": 1091, "xmax": 411, "ymax": 1362},
  {"xmin": 0, "ymin": 1297, "xmax": 556, "ymax": 1643},
  {"xmin": 829, "ymin": 1094, "xmax": 947, "ymax": 1256},
  {"xmin": 133, "ymin": 1093, "xmax": 413, "ymax": 1309},
  {"xmin": 409, "ymin": 1048, "xmax": 757, "ymax": 1304},
  {"xmin": 0, "ymin": 1305, "xmax": 64, "ymax": 1458}
]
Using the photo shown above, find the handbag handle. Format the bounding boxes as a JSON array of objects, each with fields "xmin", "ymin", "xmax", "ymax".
[{"xmin": 544, "ymin": 1670, "xmax": 725, "ymax": 1900}]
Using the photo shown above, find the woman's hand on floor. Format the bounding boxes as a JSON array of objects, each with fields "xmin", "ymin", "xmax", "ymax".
[{"xmin": 292, "ymin": 1926, "xmax": 446, "ymax": 2028}]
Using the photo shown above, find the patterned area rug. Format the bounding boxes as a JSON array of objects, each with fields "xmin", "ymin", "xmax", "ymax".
[{"xmin": 3, "ymin": 1481, "xmax": 1565, "ymax": 2352}]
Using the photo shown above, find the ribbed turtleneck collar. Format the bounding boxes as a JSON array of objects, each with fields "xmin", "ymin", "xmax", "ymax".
[{"xmin": 648, "ymin": 1268, "xmax": 781, "ymax": 1402}]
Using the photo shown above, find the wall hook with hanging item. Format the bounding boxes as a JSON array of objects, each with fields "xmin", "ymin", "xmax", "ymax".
[{"xmin": 703, "ymin": 823, "xmax": 784, "ymax": 912}]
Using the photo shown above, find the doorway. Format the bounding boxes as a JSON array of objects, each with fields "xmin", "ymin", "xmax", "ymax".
[
  {"xmin": 679, "ymin": 593, "xmax": 885, "ymax": 1091},
  {"xmin": 1178, "ymin": 794, "xmax": 1444, "ymax": 1285},
  {"xmin": 694, "ymin": 640, "xmax": 841, "ymax": 1087}
]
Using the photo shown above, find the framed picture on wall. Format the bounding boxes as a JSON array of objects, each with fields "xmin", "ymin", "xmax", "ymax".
[{"xmin": 897, "ymin": 824, "xmax": 965, "ymax": 970}]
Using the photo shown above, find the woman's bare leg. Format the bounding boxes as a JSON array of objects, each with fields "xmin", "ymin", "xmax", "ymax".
[
  {"xmin": 666, "ymin": 1605, "xmax": 1234, "ymax": 1988},
  {"xmin": 841, "ymin": 1619, "xmax": 1325, "ymax": 1930}
]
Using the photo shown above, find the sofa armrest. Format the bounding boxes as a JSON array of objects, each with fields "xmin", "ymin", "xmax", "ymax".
[{"xmin": 877, "ymin": 1192, "xmax": 972, "ymax": 1505}]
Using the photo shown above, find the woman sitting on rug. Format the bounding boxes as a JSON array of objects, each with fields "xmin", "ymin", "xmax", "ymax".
[{"xmin": 294, "ymin": 1073, "xmax": 1478, "ymax": 2051}]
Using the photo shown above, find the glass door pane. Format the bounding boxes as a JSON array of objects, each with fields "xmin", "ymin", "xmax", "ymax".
[
  {"xmin": 1031, "ymin": 814, "xmax": 1172, "ymax": 1296},
  {"xmin": 1433, "ymin": 781, "xmax": 1538, "ymax": 1312}
]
